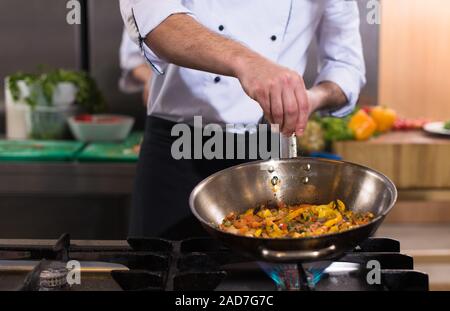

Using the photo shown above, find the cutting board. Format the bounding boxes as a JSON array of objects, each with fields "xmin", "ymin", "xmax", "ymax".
[
  {"xmin": 76, "ymin": 132, "xmax": 143, "ymax": 162},
  {"xmin": 0, "ymin": 140, "xmax": 84, "ymax": 161},
  {"xmin": 333, "ymin": 130, "xmax": 450, "ymax": 189}
]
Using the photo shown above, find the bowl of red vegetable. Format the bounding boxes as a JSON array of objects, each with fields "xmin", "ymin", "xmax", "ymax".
[{"xmin": 68, "ymin": 114, "xmax": 134, "ymax": 142}]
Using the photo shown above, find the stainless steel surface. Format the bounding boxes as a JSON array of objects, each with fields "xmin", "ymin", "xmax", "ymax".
[
  {"xmin": 0, "ymin": 260, "xmax": 129, "ymax": 273},
  {"xmin": 190, "ymin": 158, "xmax": 397, "ymax": 262},
  {"xmin": 260, "ymin": 244, "xmax": 336, "ymax": 261},
  {"xmin": 279, "ymin": 134, "xmax": 297, "ymax": 159},
  {"xmin": 0, "ymin": 162, "xmax": 135, "ymax": 239},
  {"xmin": 0, "ymin": 162, "xmax": 135, "ymax": 195},
  {"xmin": 0, "ymin": 0, "xmax": 79, "ymax": 99}
]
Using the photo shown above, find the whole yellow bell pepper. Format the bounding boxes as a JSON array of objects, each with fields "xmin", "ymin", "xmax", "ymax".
[
  {"xmin": 370, "ymin": 106, "xmax": 397, "ymax": 132},
  {"xmin": 348, "ymin": 110, "xmax": 377, "ymax": 141}
]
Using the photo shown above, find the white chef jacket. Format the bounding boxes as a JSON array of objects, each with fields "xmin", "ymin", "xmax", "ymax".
[
  {"xmin": 119, "ymin": 30, "xmax": 149, "ymax": 93},
  {"xmin": 119, "ymin": 0, "xmax": 366, "ymax": 127}
]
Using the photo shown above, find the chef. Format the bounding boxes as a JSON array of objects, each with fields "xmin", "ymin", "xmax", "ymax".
[{"xmin": 119, "ymin": 0, "xmax": 366, "ymax": 239}]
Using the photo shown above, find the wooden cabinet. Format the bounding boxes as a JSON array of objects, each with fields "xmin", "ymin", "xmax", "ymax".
[
  {"xmin": 334, "ymin": 131, "xmax": 450, "ymax": 223},
  {"xmin": 379, "ymin": 0, "xmax": 450, "ymax": 119},
  {"xmin": 334, "ymin": 131, "xmax": 450, "ymax": 188}
]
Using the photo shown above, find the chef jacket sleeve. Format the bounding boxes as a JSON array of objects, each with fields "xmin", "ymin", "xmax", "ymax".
[
  {"xmin": 314, "ymin": 0, "xmax": 366, "ymax": 117},
  {"xmin": 119, "ymin": 0, "xmax": 194, "ymax": 75},
  {"xmin": 119, "ymin": 29, "xmax": 148, "ymax": 93}
]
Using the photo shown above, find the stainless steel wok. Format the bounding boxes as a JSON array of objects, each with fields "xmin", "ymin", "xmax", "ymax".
[{"xmin": 189, "ymin": 158, "xmax": 397, "ymax": 263}]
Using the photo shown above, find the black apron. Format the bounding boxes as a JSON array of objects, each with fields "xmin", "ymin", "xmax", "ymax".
[{"xmin": 130, "ymin": 116, "xmax": 275, "ymax": 239}]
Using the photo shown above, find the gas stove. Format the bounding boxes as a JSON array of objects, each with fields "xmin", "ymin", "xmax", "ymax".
[{"xmin": 0, "ymin": 234, "xmax": 428, "ymax": 291}]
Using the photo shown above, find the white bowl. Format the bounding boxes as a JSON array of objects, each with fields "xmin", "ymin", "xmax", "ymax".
[{"xmin": 68, "ymin": 114, "xmax": 135, "ymax": 142}]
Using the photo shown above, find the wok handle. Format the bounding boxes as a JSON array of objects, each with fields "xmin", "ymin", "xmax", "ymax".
[
  {"xmin": 280, "ymin": 134, "xmax": 297, "ymax": 159},
  {"xmin": 259, "ymin": 244, "xmax": 337, "ymax": 262}
]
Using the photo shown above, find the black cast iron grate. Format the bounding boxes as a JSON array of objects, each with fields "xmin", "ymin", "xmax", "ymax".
[{"xmin": 0, "ymin": 233, "xmax": 429, "ymax": 291}]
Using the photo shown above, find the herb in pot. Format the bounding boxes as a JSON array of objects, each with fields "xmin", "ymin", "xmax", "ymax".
[
  {"xmin": 7, "ymin": 69, "xmax": 105, "ymax": 113},
  {"xmin": 41, "ymin": 69, "xmax": 106, "ymax": 113},
  {"xmin": 7, "ymin": 72, "xmax": 39, "ymax": 106}
]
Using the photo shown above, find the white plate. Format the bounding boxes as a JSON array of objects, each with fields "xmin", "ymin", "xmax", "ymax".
[{"xmin": 423, "ymin": 122, "xmax": 450, "ymax": 136}]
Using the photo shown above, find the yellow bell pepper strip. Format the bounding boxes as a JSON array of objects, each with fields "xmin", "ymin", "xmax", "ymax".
[
  {"xmin": 267, "ymin": 220, "xmax": 283, "ymax": 238},
  {"xmin": 348, "ymin": 110, "xmax": 377, "ymax": 141},
  {"xmin": 324, "ymin": 211, "xmax": 343, "ymax": 227},
  {"xmin": 244, "ymin": 208, "xmax": 254, "ymax": 216},
  {"xmin": 329, "ymin": 225, "xmax": 339, "ymax": 233},
  {"xmin": 336, "ymin": 199, "xmax": 346, "ymax": 213},
  {"xmin": 265, "ymin": 220, "xmax": 281, "ymax": 234},
  {"xmin": 315, "ymin": 202, "xmax": 336, "ymax": 219},
  {"xmin": 254, "ymin": 228, "xmax": 262, "ymax": 237},
  {"xmin": 258, "ymin": 209, "xmax": 273, "ymax": 218},
  {"xmin": 370, "ymin": 106, "xmax": 397, "ymax": 132},
  {"xmin": 285, "ymin": 207, "xmax": 307, "ymax": 222}
]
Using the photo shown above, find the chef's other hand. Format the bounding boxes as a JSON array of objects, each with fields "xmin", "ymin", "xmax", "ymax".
[
  {"xmin": 142, "ymin": 81, "xmax": 150, "ymax": 105},
  {"xmin": 131, "ymin": 64, "xmax": 152, "ymax": 106},
  {"xmin": 236, "ymin": 57, "xmax": 310, "ymax": 136}
]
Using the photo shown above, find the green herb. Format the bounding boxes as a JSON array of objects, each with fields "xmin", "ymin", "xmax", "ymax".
[
  {"xmin": 42, "ymin": 69, "xmax": 106, "ymax": 113},
  {"xmin": 287, "ymin": 223, "xmax": 295, "ymax": 232},
  {"xmin": 7, "ymin": 68, "xmax": 105, "ymax": 113},
  {"xmin": 318, "ymin": 116, "xmax": 354, "ymax": 142},
  {"xmin": 444, "ymin": 121, "xmax": 450, "ymax": 130},
  {"xmin": 7, "ymin": 72, "xmax": 38, "ymax": 102}
]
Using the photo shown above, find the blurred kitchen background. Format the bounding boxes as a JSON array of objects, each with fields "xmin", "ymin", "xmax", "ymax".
[{"xmin": 0, "ymin": 0, "xmax": 449, "ymax": 289}]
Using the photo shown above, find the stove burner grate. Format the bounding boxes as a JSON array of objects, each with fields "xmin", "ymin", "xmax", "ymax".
[{"xmin": 0, "ymin": 234, "xmax": 429, "ymax": 291}]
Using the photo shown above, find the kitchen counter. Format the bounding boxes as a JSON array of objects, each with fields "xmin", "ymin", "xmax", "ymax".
[
  {"xmin": 333, "ymin": 130, "xmax": 450, "ymax": 189},
  {"xmin": 0, "ymin": 162, "xmax": 136, "ymax": 195},
  {"xmin": 0, "ymin": 162, "xmax": 136, "ymax": 240},
  {"xmin": 334, "ymin": 130, "xmax": 450, "ymax": 224}
]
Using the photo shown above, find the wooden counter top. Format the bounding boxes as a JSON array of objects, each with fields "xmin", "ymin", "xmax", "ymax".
[
  {"xmin": 355, "ymin": 130, "xmax": 450, "ymax": 144},
  {"xmin": 333, "ymin": 130, "xmax": 450, "ymax": 189}
]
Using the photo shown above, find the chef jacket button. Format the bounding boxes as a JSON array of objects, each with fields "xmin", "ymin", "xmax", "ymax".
[
  {"xmin": 214, "ymin": 76, "xmax": 221, "ymax": 83},
  {"xmin": 218, "ymin": 25, "xmax": 225, "ymax": 31},
  {"xmin": 271, "ymin": 35, "xmax": 277, "ymax": 41}
]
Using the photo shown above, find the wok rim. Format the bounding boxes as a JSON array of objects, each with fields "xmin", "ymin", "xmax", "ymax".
[{"xmin": 189, "ymin": 157, "xmax": 398, "ymax": 242}]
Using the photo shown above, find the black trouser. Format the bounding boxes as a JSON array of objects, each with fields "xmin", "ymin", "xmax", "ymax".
[{"xmin": 130, "ymin": 116, "xmax": 272, "ymax": 239}]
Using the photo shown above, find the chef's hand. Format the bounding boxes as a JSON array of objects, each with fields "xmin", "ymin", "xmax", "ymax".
[
  {"xmin": 142, "ymin": 83, "xmax": 149, "ymax": 105},
  {"xmin": 235, "ymin": 57, "xmax": 311, "ymax": 136},
  {"xmin": 131, "ymin": 64, "xmax": 153, "ymax": 106}
]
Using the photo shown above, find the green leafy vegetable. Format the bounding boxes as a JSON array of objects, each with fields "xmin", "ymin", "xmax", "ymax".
[
  {"xmin": 7, "ymin": 72, "xmax": 38, "ymax": 103},
  {"xmin": 318, "ymin": 116, "xmax": 354, "ymax": 142},
  {"xmin": 298, "ymin": 120, "xmax": 325, "ymax": 152},
  {"xmin": 444, "ymin": 121, "xmax": 450, "ymax": 130},
  {"xmin": 41, "ymin": 69, "xmax": 106, "ymax": 113},
  {"xmin": 7, "ymin": 69, "xmax": 105, "ymax": 113}
]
